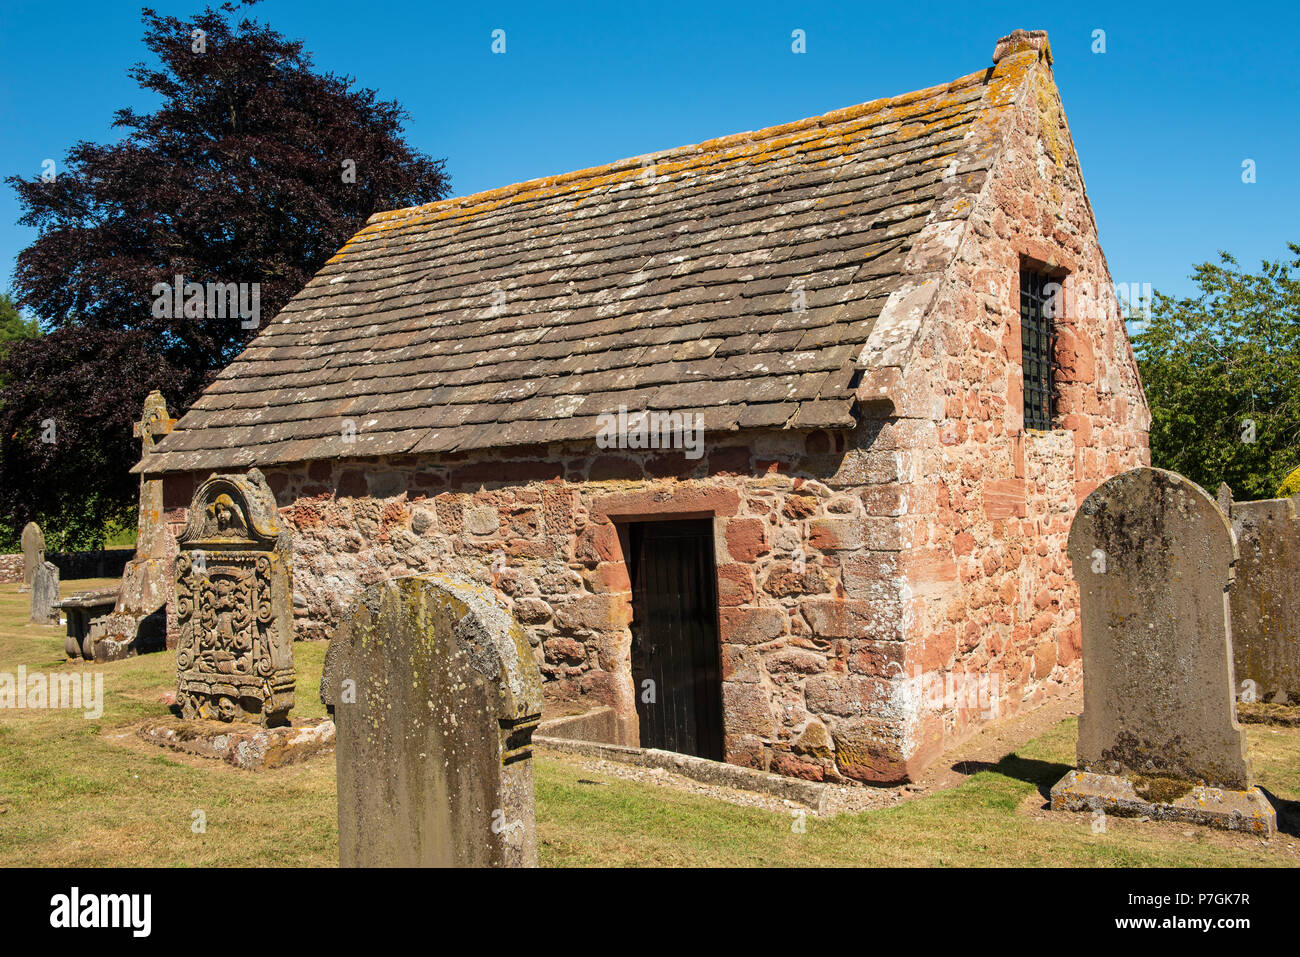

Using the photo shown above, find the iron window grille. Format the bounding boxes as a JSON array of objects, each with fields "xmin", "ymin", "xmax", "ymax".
[{"xmin": 1020, "ymin": 268, "xmax": 1057, "ymax": 430}]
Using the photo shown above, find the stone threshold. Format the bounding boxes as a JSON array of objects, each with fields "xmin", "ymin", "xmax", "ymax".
[{"xmin": 534, "ymin": 735, "xmax": 828, "ymax": 812}]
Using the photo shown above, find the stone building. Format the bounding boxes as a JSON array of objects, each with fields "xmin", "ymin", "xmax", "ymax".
[{"xmin": 137, "ymin": 30, "xmax": 1149, "ymax": 783}]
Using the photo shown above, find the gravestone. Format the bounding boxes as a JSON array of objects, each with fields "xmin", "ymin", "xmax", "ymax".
[
  {"xmin": 174, "ymin": 468, "xmax": 294, "ymax": 726},
  {"xmin": 29, "ymin": 560, "xmax": 60, "ymax": 625},
  {"xmin": 20, "ymin": 522, "xmax": 44, "ymax": 593},
  {"xmin": 322, "ymin": 574, "xmax": 544, "ymax": 867},
  {"xmin": 1220, "ymin": 486, "xmax": 1300, "ymax": 704},
  {"xmin": 1051, "ymin": 467, "xmax": 1275, "ymax": 834},
  {"xmin": 84, "ymin": 391, "xmax": 178, "ymax": 661}
]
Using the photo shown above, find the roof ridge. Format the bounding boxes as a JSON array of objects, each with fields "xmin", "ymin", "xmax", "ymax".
[{"xmin": 364, "ymin": 67, "xmax": 992, "ymax": 228}]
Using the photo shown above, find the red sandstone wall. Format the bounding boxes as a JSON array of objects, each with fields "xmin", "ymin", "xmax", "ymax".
[
  {"xmin": 877, "ymin": 58, "xmax": 1151, "ymax": 773},
  {"xmin": 163, "ymin": 431, "xmax": 924, "ymax": 783},
  {"xmin": 0, "ymin": 554, "xmax": 23, "ymax": 584},
  {"xmin": 155, "ymin": 58, "xmax": 1150, "ymax": 787}
]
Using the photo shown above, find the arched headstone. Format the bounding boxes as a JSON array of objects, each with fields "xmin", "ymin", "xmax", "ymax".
[
  {"xmin": 322, "ymin": 574, "xmax": 544, "ymax": 867},
  {"xmin": 20, "ymin": 522, "xmax": 44, "ymax": 593},
  {"xmin": 1051, "ymin": 467, "xmax": 1275, "ymax": 834},
  {"xmin": 174, "ymin": 468, "xmax": 294, "ymax": 726}
]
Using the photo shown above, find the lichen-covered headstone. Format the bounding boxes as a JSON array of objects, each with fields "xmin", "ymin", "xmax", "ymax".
[
  {"xmin": 1051, "ymin": 467, "xmax": 1275, "ymax": 834},
  {"xmin": 29, "ymin": 560, "xmax": 59, "ymax": 625},
  {"xmin": 20, "ymin": 522, "xmax": 45, "ymax": 593},
  {"xmin": 174, "ymin": 468, "xmax": 294, "ymax": 726},
  {"xmin": 1222, "ymin": 489, "xmax": 1300, "ymax": 704},
  {"xmin": 322, "ymin": 574, "xmax": 544, "ymax": 867}
]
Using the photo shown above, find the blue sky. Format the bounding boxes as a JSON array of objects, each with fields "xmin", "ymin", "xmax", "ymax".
[{"xmin": 1, "ymin": 0, "xmax": 1296, "ymax": 309}]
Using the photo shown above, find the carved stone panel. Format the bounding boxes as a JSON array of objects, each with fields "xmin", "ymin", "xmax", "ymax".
[{"xmin": 175, "ymin": 468, "xmax": 293, "ymax": 726}]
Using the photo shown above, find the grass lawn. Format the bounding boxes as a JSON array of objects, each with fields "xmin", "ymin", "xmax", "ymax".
[{"xmin": 0, "ymin": 580, "xmax": 1295, "ymax": 867}]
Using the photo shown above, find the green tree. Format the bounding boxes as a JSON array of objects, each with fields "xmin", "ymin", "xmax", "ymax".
[
  {"xmin": 0, "ymin": 292, "xmax": 41, "ymax": 359},
  {"xmin": 1, "ymin": 1, "xmax": 448, "ymax": 549},
  {"xmin": 1130, "ymin": 243, "xmax": 1300, "ymax": 500}
]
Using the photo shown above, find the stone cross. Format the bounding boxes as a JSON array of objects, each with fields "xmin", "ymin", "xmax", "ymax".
[
  {"xmin": 20, "ymin": 522, "xmax": 44, "ymax": 592},
  {"xmin": 1069, "ymin": 467, "xmax": 1250, "ymax": 789},
  {"xmin": 322, "ymin": 574, "xmax": 544, "ymax": 867},
  {"xmin": 30, "ymin": 560, "xmax": 60, "ymax": 625},
  {"xmin": 133, "ymin": 391, "xmax": 176, "ymax": 556},
  {"xmin": 174, "ymin": 468, "xmax": 294, "ymax": 726},
  {"xmin": 82, "ymin": 391, "xmax": 180, "ymax": 662}
]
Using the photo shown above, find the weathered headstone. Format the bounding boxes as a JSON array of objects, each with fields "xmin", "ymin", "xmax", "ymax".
[
  {"xmin": 322, "ymin": 574, "xmax": 544, "ymax": 867},
  {"xmin": 29, "ymin": 560, "xmax": 60, "ymax": 625},
  {"xmin": 174, "ymin": 468, "xmax": 294, "ymax": 726},
  {"xmin": 20, "ymin": 522, "xmax": 45, "ymax": 593},
  {"xmin": 1221, "ymin": 487, "xmax": 1300, "ymax": 705},
  {"xmin": 1051, "ymin": 467, "xmax": 1275, "ymax": 834},
  {"xmin": 83, "ymin": 391, "xmax": 178, "ymax": 661}
]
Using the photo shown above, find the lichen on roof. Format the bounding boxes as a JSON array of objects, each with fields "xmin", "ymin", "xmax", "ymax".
[{"xmin": 139, "ymin": 34, "xmax": 1054, "ymax": 475}]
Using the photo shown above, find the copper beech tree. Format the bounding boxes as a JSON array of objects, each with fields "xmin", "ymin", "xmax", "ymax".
[{"xmin": 1, "ymin": 1, "xmax": 449, "ymax": 548}]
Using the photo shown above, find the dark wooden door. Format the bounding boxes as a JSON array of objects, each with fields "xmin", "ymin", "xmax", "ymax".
[{"xmin": 628, "ymin": 520, "xmax": 724, "ymax": 761}]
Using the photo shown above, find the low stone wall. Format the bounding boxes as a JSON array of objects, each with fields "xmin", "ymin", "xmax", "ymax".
[
  {"xmin": 0, "ymin": 549, "xmax": 135, "ymax": 584},
  {"xmin": 0, "ymin": 554, "xmax": 22, "ymax": 584},
  {"xmin": 1227, "ymin": 492, "xmax": 1300, "ymax": 703},
  {"xmin": 49, "ymin": 548, "xmax": 134, "ymax": 581}
]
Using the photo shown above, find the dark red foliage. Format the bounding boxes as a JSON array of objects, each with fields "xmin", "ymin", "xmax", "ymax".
[{"xmin": 2, "ymin": 1, "xmax": 449, "ymax": 547}]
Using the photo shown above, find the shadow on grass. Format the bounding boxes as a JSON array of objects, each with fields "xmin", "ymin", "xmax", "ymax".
[
  {"xmin": 1258, "ymin": 787, "xmax": 1300, "ymax": 838},
  {"xmin": 952, "ymin": 754, "xmax": 1072, "ymax": 803}
]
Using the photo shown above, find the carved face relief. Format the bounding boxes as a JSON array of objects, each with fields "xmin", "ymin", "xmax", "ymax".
[{"xmin": 205, "ymin": 494, "xmax": 248, "ymax": 539}]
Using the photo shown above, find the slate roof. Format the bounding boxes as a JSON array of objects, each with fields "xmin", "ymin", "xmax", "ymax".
[{"xmin": 140, "ymin": 52, "xmax": 1018, "ymax": 474}]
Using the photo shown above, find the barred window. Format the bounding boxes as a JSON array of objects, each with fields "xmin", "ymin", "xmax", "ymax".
[{"xmin": 1020, "ymin": 267, "xmax": 1056, "ymax": 430}]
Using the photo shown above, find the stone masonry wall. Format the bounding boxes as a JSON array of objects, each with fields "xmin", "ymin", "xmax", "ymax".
[
  {"xmin": 862, "ymin": 50, "xmax": 1151, "ymax": 775},
  {"xmin": 162, "ymin": 428, "xmax": 950, "ymax": 784},
  {"xmin": 153, "ymin": 48, "xmax": 1151, "ymax": 786},
  {"xmin": 0, "ymin": 554, "xmax": 22, "ymax": 584}
]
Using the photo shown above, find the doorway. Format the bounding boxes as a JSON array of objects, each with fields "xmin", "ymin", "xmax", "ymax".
[{"xmin": 626, "ymin": 519, "xmax": 724, "ymax": 761}]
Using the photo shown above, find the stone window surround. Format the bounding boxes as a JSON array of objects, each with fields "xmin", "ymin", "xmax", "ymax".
[{"xmin": 1012, "ymin": 243, "xmax": 1077, "ymax": 438}]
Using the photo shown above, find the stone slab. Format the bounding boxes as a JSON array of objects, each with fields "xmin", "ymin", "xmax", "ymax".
[
  {"xmin": 1050, "ymin": 769, "xmax": 1276, "ymax": 836},
  {"xmin": 534, "ymin": 734, "xmax": 828, "ymax": 812},
  {"xmin": 56, "ymin": 588, "xmax": 118, "ymax": 659},
  {"xmin": 137, "ymin": 716, "xmax": 334, "ymax": 770},
  {"xmin": 536, "ymin": 706, "xmax": 620, "ymax": 745}
]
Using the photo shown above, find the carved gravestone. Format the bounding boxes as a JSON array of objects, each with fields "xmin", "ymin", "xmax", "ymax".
[
  {"xmin": 30, "ymin": 561, "xmax": 60, "ymax": 625},
  {"xmin": 322, "ymin": 575, "xmax": 544, "ymax": 867},
  {"xmin": 174, "ymin": 468, "xmax": 293, "ymax": 726},
  {"xmin": 20, "ymin": 522, "xmax": 44, "ymax": 593},
  {"xmin": 1051, "ymin": 467, "xmax": 1275, "ymax": 834},
  {"xmin": 84, "ymin": 391, "xmax": 178, "ymax": 661}
]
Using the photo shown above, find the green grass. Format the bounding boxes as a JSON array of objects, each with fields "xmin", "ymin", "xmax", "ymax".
[{"xmin": 0, "ymin": 581, "xmax": 1295, "ymax": 866}]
